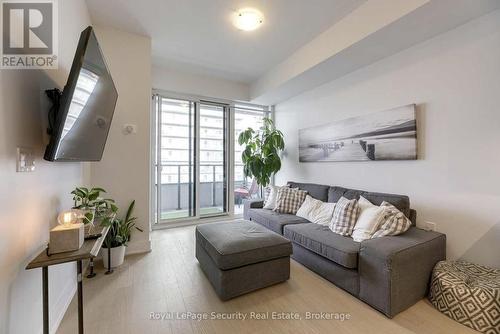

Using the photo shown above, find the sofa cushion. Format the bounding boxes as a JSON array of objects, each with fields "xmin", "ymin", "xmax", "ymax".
[
  {"xmin": 195, "ymin": 220, "xmax": 292, "ymax": 270},
  {"xmin": 284, "ymin": 223, "xmax": 360, "ymax": 269},
  {"xmin": 247, "ymin": 208, "xmax": 310, "ymax": 235},
  {"xmin": 328, "ymin": 186, "xmax": 411, "ymax": 218},
  {"xmin": 288, "ymin": 181, "xmax": 330, "ymax": 202}
]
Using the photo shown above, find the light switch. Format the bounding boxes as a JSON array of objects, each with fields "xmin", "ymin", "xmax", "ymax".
[{"xmin": 17, "ymin": 147, "xmax": 35, "ymax": 172}]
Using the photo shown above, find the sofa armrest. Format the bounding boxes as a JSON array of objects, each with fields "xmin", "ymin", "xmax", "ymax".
[
  {"xmin": 243, "ymin": 198, "xmax": 264, "ymax": 220},
  {"xmin": 409, "ymin": 209, "xmax": 417, "ymax": 225},
  {"xmin": 358, "ymin": 227, "xmax": 446, "ymax": 317}
]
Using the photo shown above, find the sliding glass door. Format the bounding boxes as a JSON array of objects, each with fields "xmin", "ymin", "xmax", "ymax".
[
  {"xmin": 154, "ymin": 97, "xmax": 196, "ymax": 221},
  {"xmin": 199, "ymin": 102, "xmax": 228, "ymax": 216},
  {"xmin": 153, "ymin": 94, "xmax": 230, "ymax": 224}
]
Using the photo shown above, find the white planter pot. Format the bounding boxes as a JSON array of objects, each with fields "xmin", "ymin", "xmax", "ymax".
[{"xmin": 102, "ymin": 245, "xmax": 126, "ymax": 268}]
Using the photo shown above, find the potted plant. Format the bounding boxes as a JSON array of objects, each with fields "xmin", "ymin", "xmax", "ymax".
[
  {"xmin": 238, "ymin": 117, "xmax": 285, "ymax": 188},
  {"xmin": 101, "ymin": 200, "xmax": 143, "ymax": 268},
  {"xmin": 71, "ymin": 187, "xmax": 117, "ymax": 226}
]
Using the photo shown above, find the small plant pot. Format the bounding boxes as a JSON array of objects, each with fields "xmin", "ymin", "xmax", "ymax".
[{"xmin": 102, "ymin": 245, "xmax": 126, "ymax": 268}]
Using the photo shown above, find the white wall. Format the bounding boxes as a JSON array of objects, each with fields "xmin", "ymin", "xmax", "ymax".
[
  {"xmin": 0, "ymin": 1, "xmax": 92, "ymax": 333},
  {"xmin": 90, "ymin": 26, "xmax": 152, "ymax": 254},
  {"xmin": 152, "ymin": 65, "xmax": 250, "ymax": 101},
  {"xmin": 274, "ymin": 10, "xmax": 500, "ymax": 266},
  {"xmin": 251, "ymin": 0, "xmax": 429, "ymax": 102}
]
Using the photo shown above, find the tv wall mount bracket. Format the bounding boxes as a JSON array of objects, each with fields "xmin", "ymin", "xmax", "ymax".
[{"xmin": 45, "ymin": 88, "xmax": 63, "ymax": 136}]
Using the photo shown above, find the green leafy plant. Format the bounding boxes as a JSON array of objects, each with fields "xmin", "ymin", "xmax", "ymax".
[
  {"xmin": 71, "ymin": 187, "xmax": 117, "ymax": 223},
  {"xmin": 102, "ymin": 200, "xmax": 143, "ymax": 248},
  {"xmin": 238, "ymin": 117, "xmax": 285, "ymax": 187}
]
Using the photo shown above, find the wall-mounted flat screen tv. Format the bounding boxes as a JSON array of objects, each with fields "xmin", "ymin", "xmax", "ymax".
[{"xmin": 44, "ymin": 26, "xmax": 117, "ymax": 161}]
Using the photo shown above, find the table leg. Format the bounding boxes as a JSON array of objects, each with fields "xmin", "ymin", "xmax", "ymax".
[
  {"xmin": 86, "ymin": 258, "xmax": 96, "ymax": 278},
  {"xmin": 105, "ymin": 246, "xmax": 113, "ymax": 275},
  {"xmin": 42, "ymin": 266, "xmax": 49, "ymax": 334},
  {"xmin": 77, "ymin": 260, "xmax": 84, "ymax": 334}
]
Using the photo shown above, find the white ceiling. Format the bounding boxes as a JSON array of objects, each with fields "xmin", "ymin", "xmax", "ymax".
[{"xmin": 85, "ymin": 0, "xmax": 366, "ymax": 83}]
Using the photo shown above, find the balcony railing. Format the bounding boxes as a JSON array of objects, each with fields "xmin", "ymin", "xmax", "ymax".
[{"xmin": 155, "ymin": 164, "xmax": 249, "ymax": 219}]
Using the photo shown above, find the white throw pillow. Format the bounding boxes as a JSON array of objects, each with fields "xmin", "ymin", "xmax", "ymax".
[
  {"xmin": 351, "ymin": 197, "xmax": 387, "ymax": 242},
  {"xmin": 358, "ymin": 195, "xmax": 376, "ymax": 212},
  {"xmin": 263, "ymin": 185, "xmax": 288, "ymax": 210},
  {"xmin": 297, "ymin": 195, "xmax": 336, "ymax": 225},
  {"xmin": 296, "ymin": 195, "xmax": 320, "ymax": 220},
  {"xmin": 309, "ymin": 201, "xmax": 336, "ymax": 226}
]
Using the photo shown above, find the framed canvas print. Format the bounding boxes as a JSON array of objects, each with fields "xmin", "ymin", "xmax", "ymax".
[{"xmin": 299, "ymin": 104, "xmax": 417, "ymax": 162}]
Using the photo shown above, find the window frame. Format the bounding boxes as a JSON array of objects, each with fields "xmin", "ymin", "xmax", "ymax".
[{"xmin": 151, "ymin": 89, "xmax": 270, "ymax": 228}]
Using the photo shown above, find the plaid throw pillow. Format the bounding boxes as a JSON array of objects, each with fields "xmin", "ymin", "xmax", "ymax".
[
  {"xmin": 263, "ymin": 185, "xmax": 289, "ymax": 210},
  {"xmin": 329, "ymin": 197, "xmax": 359, "ymax": 236},
  {"xmin": 371, "ymin": 201, "xmax": 411, "ymax": 238},
  {"xmin": 274, "ymin": 187, "xmax": 308, "ymax": 214}
]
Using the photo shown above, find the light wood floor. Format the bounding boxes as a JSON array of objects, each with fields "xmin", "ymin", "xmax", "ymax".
[{"xmin": 57, "ymin": 225, "xmax": 475, "ymax": 334}]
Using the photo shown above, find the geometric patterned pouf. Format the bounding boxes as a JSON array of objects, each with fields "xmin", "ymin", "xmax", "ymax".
[{"xmin": 429, "ymin": 260, "xmax": 500, "ymax": 334}]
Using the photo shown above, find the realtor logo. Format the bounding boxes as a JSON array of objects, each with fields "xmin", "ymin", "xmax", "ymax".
[{"xmin": 1, "ymin": 0, "xmax": 58, "ymax": 69}]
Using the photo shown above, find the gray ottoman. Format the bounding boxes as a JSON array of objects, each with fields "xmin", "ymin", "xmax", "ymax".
[{"xmin": 196, "ymin": 220, "xmax": 293, "ymax": 300}]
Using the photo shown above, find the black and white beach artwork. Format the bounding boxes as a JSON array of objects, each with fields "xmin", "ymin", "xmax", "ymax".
[{"xmin": 299, "ymin": 105, "xmax": 417, "ymax": 162}]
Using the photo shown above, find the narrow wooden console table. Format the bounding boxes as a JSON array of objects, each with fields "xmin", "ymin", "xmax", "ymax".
[{"xmin": 26, "ymin": 226, "xmax": 110, "ymax": 334}]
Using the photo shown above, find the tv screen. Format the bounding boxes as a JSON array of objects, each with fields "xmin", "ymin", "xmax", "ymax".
[{"xmin": 44, "ymin": 26, "xmax": 117, "ymax": 161}]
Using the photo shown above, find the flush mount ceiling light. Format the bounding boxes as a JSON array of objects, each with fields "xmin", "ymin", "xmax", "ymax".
[{"xmin": 233, "ymin": 8, "xmax": 264, "ymax": 31}]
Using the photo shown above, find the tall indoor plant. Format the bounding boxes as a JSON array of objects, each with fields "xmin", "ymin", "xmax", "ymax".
[
  {"xmin": 101, "ymin": 200, "xmax": 143, "ymax": 268},
  {"xmin": 238, "ymin": 117, "xmax": 285, "ymax": 187}
]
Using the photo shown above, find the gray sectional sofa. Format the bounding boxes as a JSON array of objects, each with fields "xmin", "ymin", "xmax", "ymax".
[{"xmin": 243, "ymin": 181, "xmax": 446, "ymax": 318}]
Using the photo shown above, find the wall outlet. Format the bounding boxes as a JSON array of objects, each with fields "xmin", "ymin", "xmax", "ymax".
[
  {"xmin": 424, "ymin": 221, "xmax": 437, "ymax": 231},
  {"xmin": 17, "ymin": 147, "xmax": 35, "ymax": 172}
]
